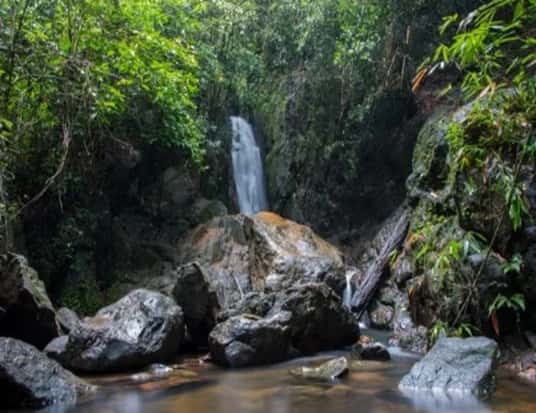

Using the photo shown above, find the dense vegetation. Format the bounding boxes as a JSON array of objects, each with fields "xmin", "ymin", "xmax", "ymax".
[{"xmin": 0, "ymin": 0, "xmax": 534, "ymax": 348}]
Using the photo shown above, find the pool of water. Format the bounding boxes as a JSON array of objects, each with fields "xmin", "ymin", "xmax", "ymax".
[{"xmin": 35, "ymin": 342, "xmax": 536, "ymax": 413}]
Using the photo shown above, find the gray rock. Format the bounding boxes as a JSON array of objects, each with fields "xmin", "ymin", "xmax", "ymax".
[
  {"xmin": 45, "ymin": 289, "xmax": 184, "ymax": 372},
  {"xmin": 208, "ymin": 313, "xmax": 291, "ymax": 367},
  {"xmin": 399, "ymin": 337, "xmax": 498, "ymax": 399},
  {"xmin": 0, "ymin": 337, "xmax": 94, "ymax": 409},
  {"xmin": 0, "ymin": 253, "xmax": 60, "ymax": 349},
  {"xmin": 369, "ymin": 301, "xmax": 395, "ymax": 329},
  {"xmin": 389, "ymin": 307, "xmax": 429, "ymax": 354},
  {"xmin": 290, "ymin": 357, "xmax": 349, "ymax": 381},
  {"xmin": 171, "ymin": 262, "xmax": 220, "ymax": 345},
  {"xmin": 270, "ymin": 283, "xmax": 360, "ymax": 355},
  {"xmin": 217, "ymin": 292, "xmax": 276, "ymax": 322},
  {"xmin": 57, "ymin": 307, "xmax": 80, "ymax": 334}
]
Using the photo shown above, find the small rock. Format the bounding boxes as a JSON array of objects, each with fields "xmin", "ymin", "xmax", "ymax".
[
  {"xmin": 399, "ymin": 336, "xmax": 498, "ymax": 399},
  {"xmin": 131, "ymin": 364, "xmax": 174, "ymax": 382},
  {"xmin": 361, "ymin": 343, "xmax": 391, "ymax": 361},
  {"xmin": 0, "ymin": 337, "xmax": 94, "ymax": 409},
  {"xmin": 290, "ymin": 357, "xmax": 349, "ymax": 381},
  {"xmin": 352, "ymin": 336, "xmax": 391, "ymax": 361},
  {"xmin": 369, "ymin": 301, "xmax": 395, "ymax": 329}
]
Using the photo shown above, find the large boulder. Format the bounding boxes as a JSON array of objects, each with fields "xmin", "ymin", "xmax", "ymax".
[
  {"xmin": 0, "ymin": 253, "xmax": 59, "ymax": 348},
  {"xmin": 269, "ymin": 283, "xmax": 359, "ymax": 355},
  {"xmin": 0, "ymin": 337, "xmax": 94, "ymax": 409},
  {"xmin": 208, "ymin": 313, "xmax": 291, "ymax": 367},
  {"xmin": 399, "ymin": 337, "xmax": 498, "ymax": 398},
  {"xmin": 45, "ymin": 289, "xmax": 184, "ymax": 372},
  {"xmin": 177, "ymin": 212, "xmax": 347, "ymax": 309}
]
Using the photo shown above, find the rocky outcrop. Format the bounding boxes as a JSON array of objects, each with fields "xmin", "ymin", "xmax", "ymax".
[
  {"xmin": 208, "ymin": 313, "xmax": 291, "ymax": 367},
  {"xmin": 0, "ymin": 253, "xmax": 59, "ymax": 349},
  {"xmin": 0, "ymin": 337, "xmax": 94, "ymax": 409},
  {"xmin": 209, "ymin": 283, "xmax": 359, "ymax": 367},
  {"xmin": 45, "ymin": 289, "xmax": 184, "ymax": 372},
  {"xmin": 399, "ymin": 337, "xmax": 498, "ymax": 398},
  {"xmin": 171, "ymin": 262, "xmax": 220, "ymax": 345},
  {"xmin": 177, "ymin": 212, "xmax": 347, "ymax": 309}
]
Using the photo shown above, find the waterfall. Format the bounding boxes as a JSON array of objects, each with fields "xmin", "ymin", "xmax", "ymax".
[
  {"xmin": 230, "ymin": 116, "xmax": 269, "ymax": 215},
  {"xmin": 343, "ymin": 270, "xmax": 354, "ymax": 308}
]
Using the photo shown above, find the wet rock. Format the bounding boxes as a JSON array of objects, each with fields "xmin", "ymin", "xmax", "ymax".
[
  {"xmin": 171, "ymin": 262, "xmax": 220, "ymax": 345},
  {"xmin": 393, "ymin": 253, "xmax": 415, "ymax": 285},
  {"xmin": 0, "ymin": 253, "xmax": 60, "ymax": 349},
  {"xmin": 177, "ymin": 213, "xmax": 346, "ymax": 309},
  {"xmin": 270, "ymin": 283, "xmax": 359, "ymax": 355},
  {"xmin": 290, "ymin": 357, "xmax": 349, "ymax": 381},
  {"xmin": 57, "ymin": 307, "xmax": 80, "ymax": 334},
  {"xmin": 0, "ymin": 337, "xmax": 94, "ymax": 409},
  {"xmin": 130, "ymin": 364, "xmax": 174, "ymax": 382},
  {"xmin": 45, "ymin": 289, "xmax": 184, "ymax": 372},
  {"xmin": 208, "ymin": 313, "xmax": 291, "ymax": 367},
  {"xmin": 369, "ymin": 301, "xmax": 395, "ymax": 329},
  {"xmin": 217, "ymin": 292, "xmax": 277, "ymax": 322},
  {"xmin": 351, "ymin": 336, "xmax": 391, "ymax": 361},
  {"xmin": 399, "ymin": 336, "xmax": 498, "ymax": 398},
  {"xmin": 360, "ymin": 343, "xmax": 391, "ymax": 361},
  {"xmin": 390, "ymin": 308, "xmax": 428, "ymax": 354}
]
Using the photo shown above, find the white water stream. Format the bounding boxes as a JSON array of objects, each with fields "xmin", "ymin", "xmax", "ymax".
[{"xmin": 230, "ymin": 116, "xmax": 269, "ymax": 215}]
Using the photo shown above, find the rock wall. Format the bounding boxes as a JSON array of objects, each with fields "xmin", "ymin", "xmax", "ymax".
[{"xmin": 364, "ymin": 91, "xmax": 536, "ymax": 352}]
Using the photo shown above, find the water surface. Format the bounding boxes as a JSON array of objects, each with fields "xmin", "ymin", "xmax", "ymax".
[{"xmin": 42, "ymin": 346, "xmax": 536, "ymax": 413}]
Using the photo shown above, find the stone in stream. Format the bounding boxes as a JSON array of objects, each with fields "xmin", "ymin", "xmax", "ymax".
[
  {"xmin": 290, "ymin": 357, "xmax": 349, "ymax": 381},
  {"xmin": 399, "ymin": 336, "xmax": 498, "ymax": 398},
  {"xmin": 352, "ymin": 337, "xmax": 391, "ymax": 362},
  {"xmin": 45, "ymin": 289, "xmax": 184, "ymax": 373},
  {"xmin": 208, "ymin": 312, "xmax": 291, "ymax": 368},
  {"xmin": 0, "ymin": 337, "xmax": 95, "ymax": 409},
  {"xmin": 0, "ymin": 253, "xmax": 60, "ymax": 349}
]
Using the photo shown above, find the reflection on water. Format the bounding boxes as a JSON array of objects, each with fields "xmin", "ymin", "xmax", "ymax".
[{"xmin": 36, "ymin": 349, "xmax": 536, "ymax": 413}]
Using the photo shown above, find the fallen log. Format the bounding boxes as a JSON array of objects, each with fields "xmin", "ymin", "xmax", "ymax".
[{"xmin": 351, "ymin": 208, "xmax": 411, "ymax": 319}]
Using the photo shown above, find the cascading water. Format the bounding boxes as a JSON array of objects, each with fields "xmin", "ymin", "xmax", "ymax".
[
  {"xmin": 230, "ymin": 116, "xmax": 269, "ymax": 215},
  {"xmin": 342, "ymin": 270, "xmax": 354, "ymax": 308}
]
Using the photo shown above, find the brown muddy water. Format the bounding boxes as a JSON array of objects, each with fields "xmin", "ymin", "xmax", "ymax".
[{"xmin": 36, "ymin": 339, "xmax": 536, "ymax": 413}]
